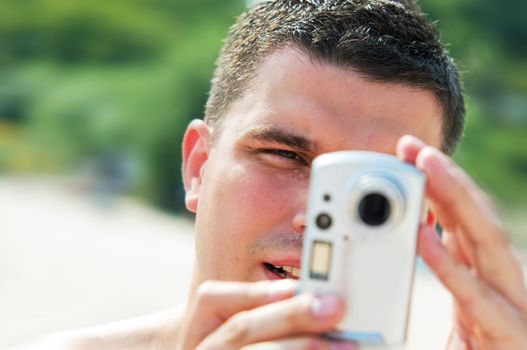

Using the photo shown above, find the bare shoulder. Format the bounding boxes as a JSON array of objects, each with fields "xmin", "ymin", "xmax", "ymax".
[{"xmin": 15, "ymin": 305, "xmax": 186, "ymax": 350}]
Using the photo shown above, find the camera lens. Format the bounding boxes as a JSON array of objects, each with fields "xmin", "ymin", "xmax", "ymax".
[
  {"xmin": 316, "ymin": 213, "xmax": 332, "ymax": 230},
  {"xmin": 358, "ymin": 193, "xmax": 391, "ymax": 226}
]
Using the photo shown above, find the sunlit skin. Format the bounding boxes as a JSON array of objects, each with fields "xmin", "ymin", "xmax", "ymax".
[
  {"xmin": 177, "ymin": 47, "xmax": 527, "ymax": 350},
  {"xmin": 58, "ymin": 47, "xmax": 527, "ymax": 350},
  {"xmin": 184, "ymin": 47, "xmax": 442, "ymax": 289}
]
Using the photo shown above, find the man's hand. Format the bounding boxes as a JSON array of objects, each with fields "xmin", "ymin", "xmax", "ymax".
[
  {"xmin": 397, "ymin": 135, "xmax": 527, "ymax": 350},
  {"xmin": 176, "ymin": 280, "xmax": 356, "ymax": 350}
]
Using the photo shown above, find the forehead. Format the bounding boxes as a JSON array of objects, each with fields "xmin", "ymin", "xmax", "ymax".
[{"xmin": 219, "ymin": 48, "xmax": 443, "ymax": 153}]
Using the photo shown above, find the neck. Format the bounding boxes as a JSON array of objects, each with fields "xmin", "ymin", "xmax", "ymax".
[{"xmin": 187, "ymin": 259, "xmax": 202, "ymax": 303}]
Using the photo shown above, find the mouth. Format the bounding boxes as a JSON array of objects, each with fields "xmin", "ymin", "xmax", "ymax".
[{"xmin": 263, "ymin": 262, "xmax": 301, "ymax": 280}]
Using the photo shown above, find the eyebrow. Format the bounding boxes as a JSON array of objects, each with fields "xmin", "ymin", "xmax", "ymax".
[{"xmin": 245, "ymin": 125, "xmax": 319, "ymax": 153}]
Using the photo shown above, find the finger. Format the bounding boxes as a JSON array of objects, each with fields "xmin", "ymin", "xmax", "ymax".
[
  {"xmin": 198, "ymin": 293, "xmax": 346, "ymax": 350},
  {"xmin": 442, "ymin": 230, "xmax": 470, "ymax": 266},
  {"xmin": 451, "ymin": 299, "xmax": 473, "ymax": 342},
  {"xmin": 416, "ymin": 146, "xmax": 527, "ymax": 307},
  {"xmin": 399, "ymin": 135, "xmax": 526, "ymax": 305},
  {"xmin": 419, "ymin": 224, "xmax": 523, "ymax": 336},
  {"xmin": 195, "ymin": 280, "xmax": 298, "ymax": 317},
  {"xmin": 398, "ymin": 136, "xmax": 477, "ymax": 279},
  {"xmin": 396, "ymin": 134, "xmax": 427, "ymax": 163},
  {"xmin": 397, "ymin": 136, "xmax": 460, "ymax": 232},
  {"xmin": 181, "ymin": 280, "xmax": 297, "ymax": 350},
  {"xmin": 239, "ymin": 337, "xmax": 357, "ymax": 350}
]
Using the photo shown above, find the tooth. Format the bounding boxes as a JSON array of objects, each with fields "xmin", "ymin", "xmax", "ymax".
[
  {"xmin": 282, "ymin": 266, "xmax": 293, "ymax": 273},
  {"xmin": 292, "ymin": 267, "xmax": 301, "ymax": 276}
]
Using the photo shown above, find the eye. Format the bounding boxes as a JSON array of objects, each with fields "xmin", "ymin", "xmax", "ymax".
[
  {"xmin": 261, "ymin": 149, "xmax": 307, "ymax": 165},
  {"xmin": 267, "ymin": 149, "xmax": 301, "ymax": 160}
]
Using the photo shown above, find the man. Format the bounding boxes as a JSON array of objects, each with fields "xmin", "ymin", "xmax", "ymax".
[{"xmin": 57, "ymin": 0, "xmax": 527, "ymax": 349}]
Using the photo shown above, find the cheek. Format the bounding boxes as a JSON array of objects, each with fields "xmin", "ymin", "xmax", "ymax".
[
  {"xmin": 194, "ymin": 153, "xmax": 308, "ymax": 280},
  {"xmin": 198, "ymin": 160, "xmax": 306, "ymax": 253},
  {"xmin": 212, "ymin": 163, "xmax": 303, "ymax": 232}
]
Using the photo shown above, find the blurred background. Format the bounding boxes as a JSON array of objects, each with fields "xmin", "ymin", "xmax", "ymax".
[{"xmin": 0, "ymin": 0, "xmax": 525, "ymax": 348}]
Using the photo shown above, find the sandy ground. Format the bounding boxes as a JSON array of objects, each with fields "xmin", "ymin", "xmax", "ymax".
[{"xmin": 0, "ymin": 177, "xmax": 455, "ymax": 349}]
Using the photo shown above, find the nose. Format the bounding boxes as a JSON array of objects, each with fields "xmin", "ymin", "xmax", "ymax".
[
  {"xmin": 292, "ymin": 211, "xmax": 307, "ymax": 234},
  {"xmin": 291, "ymin": 179, "xmax": 309, "ymax": 234}
]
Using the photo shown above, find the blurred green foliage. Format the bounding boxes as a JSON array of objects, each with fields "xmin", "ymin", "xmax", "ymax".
[
  {"xmin": 0, "ymin": 0, "xmax": 526, "ymax": 234},
  {"xmin": 419, "ymin": 0, "xmax": 527, "ymax": 241},
  {"xmin": 0, "ymin": 0, "xmax": 246, "ymax": 210},
  {"xmin": 418, "ymin": 0, "xmax": 527, "ymax": 234}
]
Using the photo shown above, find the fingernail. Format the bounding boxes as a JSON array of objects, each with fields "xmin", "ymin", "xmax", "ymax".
[
  {"xmin": 267, "ymin": 279, "xmax": 297, "ymax": 301},
  {"xmin": 331, "ymin": 341, "xmax": 358, "ymax": 350},
  {"xmin": 311, "ymin": 294, "xmax": 340, "ymax": 319},
  {"xmin": 401, "ymin": 134, "xmax": 426, "ymax": 147}
]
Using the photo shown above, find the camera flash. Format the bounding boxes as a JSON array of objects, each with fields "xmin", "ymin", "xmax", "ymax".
[{"xmin": 309, "ymin": 241, "xmax": 332, "ymax": 281}]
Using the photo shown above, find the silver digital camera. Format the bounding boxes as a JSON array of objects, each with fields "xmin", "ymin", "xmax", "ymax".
[{"xmin": 300, "ymin": 151, "xmax": 427, "ymax": 348}]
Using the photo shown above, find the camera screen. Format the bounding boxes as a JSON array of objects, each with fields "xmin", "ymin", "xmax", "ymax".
[{"xmin": 309, "ymin": 241, "xmax": 332, "ymax": 281}]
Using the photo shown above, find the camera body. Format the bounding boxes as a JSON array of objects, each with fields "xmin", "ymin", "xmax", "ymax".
[{"xmin": 300, "ymin": 151, "xmax": 426, "ymax": 348}]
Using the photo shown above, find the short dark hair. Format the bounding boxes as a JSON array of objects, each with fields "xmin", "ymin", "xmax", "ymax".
[{"xmin": 205, "ymin": 0, "xmax": 465, "ymax": 154}]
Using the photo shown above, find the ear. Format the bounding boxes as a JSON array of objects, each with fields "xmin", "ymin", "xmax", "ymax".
[{"xmin": 182, "ymin": 119, "xmax": 212, "ymax": 213}]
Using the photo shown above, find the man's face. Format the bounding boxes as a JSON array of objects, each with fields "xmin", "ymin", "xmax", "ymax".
[{"xmin": 184, "ymin": 47, "xmax": 442, "ymax": 287}]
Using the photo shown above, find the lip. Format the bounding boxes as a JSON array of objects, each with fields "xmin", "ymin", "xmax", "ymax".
[
  {"xmin": 262, "ymin": 258, "xmax": 302, "ymax": 280},
  {"xmin": 266, "ymin": 258, "xmax": 301, "ymax": 269},
  {"xmin": 263, "ymin": 265, "xmax": 284, "ymax": 280}
]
